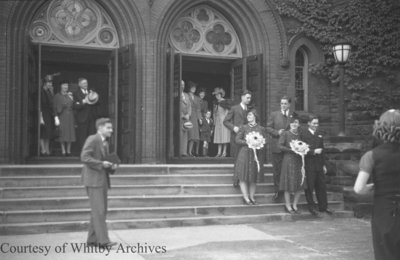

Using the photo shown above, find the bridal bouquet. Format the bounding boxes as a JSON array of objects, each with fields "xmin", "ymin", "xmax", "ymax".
[
  {"xmin": 289, "ymin": 140, "xmax": 309, "ymax": 185},
  {"xmin": 245, "ymin": 131, "xmax": 266, "ymax": 172}
]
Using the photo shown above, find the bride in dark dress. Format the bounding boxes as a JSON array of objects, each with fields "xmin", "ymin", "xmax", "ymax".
[
  {"xmin": 234, "ymin": 109, "xmax": 265, "ymax": 205},
  {"xmin": 278, "ymin": 117, "xmax": 306, "ymax": 213}
]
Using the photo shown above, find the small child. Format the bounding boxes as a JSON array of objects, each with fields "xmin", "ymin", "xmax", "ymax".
[{"xmin": 199, "ymin": 110, "xmax": 213, "ymax": 157}]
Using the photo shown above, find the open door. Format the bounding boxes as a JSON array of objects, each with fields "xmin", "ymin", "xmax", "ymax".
[
  {"xmin": 230, "ymin": 58, "xmax": 246, "ymax": 105},
  {"xmin": 26, "ymin": 43, "xmax": 41, "ymax": 157},
  {"xmin": 230, "ymin": 54, "xmax": 264, "ymax": 121},
  {"xmin": 246, "ymin": 54, "xmax": 264, "ymax": 123},
  {"xmin": 167, "ymin": 48, "xmax": 183, "ymax": 158},
  {"xmin": 109, "ymin": 44, "xmax": 136, "ymax": 163}
]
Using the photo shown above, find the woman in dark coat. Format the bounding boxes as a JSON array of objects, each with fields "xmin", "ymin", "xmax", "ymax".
[
  {"xmin": 40, "ymin": 80, "xmax": 55, "ymax": 155},
  {"xmin": 53, "ymin": 81, "xmax": 76, "ymax": 155},
  {"xmin": 278, "ymin": 117, "xmax": 306, "ymax": 213},
  {"xmin": 354, "ymin": 109, "xmax": 400, "ymax": 260},
  {"xmin": 234, "ymin": 109, "xmax": 265, "ymax": 205}
]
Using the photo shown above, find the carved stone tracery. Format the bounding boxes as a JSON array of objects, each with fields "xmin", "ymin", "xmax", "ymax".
[
  {"xmin": 170, "ymin": 6, "xmax": 242, "ymax": 57},
  {"xmin": 30, "ymin": 0, "xmax": 119, "ymax": 48}
]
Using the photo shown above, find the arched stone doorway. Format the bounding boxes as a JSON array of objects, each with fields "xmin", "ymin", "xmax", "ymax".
[
  {"xmin": 153, "ymin": 0, "xmax": 288, "ymax": 162},
  {"xmin": 5, "ymin": 0, "xmax": 145, "ymax": 163}
]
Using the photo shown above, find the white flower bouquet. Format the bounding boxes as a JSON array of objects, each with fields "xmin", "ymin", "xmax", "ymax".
[
  {"xmin": 245, "ymin": 131, "xmax": 266, "ymax": 172},
  {"xmin": 289, "ymin": 139, "xmax": 310, "ymax": 185}
]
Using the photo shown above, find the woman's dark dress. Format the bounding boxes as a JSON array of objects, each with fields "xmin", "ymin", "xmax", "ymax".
[
  {"xmin": 234, "ymin": 124, "xmax": 265, "ymax": 183},
  {"xmin": 278, "ymin": 131, "xmax": 306, "ymax": 192},
  {"xmin": 40, "ymin": 88, "xmax": 55, "ymax": 139},
  {"xmin": 54, "ymin": 93, "xmax": 76, "ymax": 142},
  {"xmin": 359, "ymin": 143, "xmax": 400, "ymax": 260}
]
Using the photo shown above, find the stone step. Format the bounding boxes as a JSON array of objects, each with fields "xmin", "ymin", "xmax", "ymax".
[
  {"xmin": 0, "ymin": 165, "xmax": 273, "ymax": 176},
  {"xmin": 329, "ymin": 176, "xmax": 355, "ymax": 186},
  {"xmin": 0, "ymin": 174, "xmax": 274, "ymax": 187},
  {"xmin": 0, "ymin": 184, "xmax": 275, "ymax": 198},
  {"xmin": 0, "ymin": 192, "xmax": 343, "ymax": 210},
  {"xmin": 0, "ymin": 210, "xmax": 354, "ymax": 235},
  {"xmin": 2, "ymin": 201, "xmax": 345, "ymax": 224}
]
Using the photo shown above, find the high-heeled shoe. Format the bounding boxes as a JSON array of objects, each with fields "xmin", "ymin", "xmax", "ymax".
[
  {"xmin": 215, "ymin": 154, "xmax": 221, "ymax": 157},
  {"xmin": 242, "ymin": 198, "xmax": 252, "ymax": 205},
  {"xmin": 291, "ymin": 206, "xmax": 300, "ymax": 214},
  {"xmin": 220, "ymin": 153, "xmax": 226, "ymax": 157},
  {"xmin": 249, "ymin": 198, "xmax": 257, "ymax": 205},
  {"xmin": 284, "ymin": 206, "xmax": 294, "ymax": 214}
]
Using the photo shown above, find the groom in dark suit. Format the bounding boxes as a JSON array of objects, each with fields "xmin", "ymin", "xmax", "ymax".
[
  {"xmin": 224, "ymin": 90, "xmax": 252, "ymax": 158},
  {"xmin": 81, "ymin": 118, "xmax": 118, "ymax": 248},
  {"xmin": 266, "ymin": 96, "xmax": 294, "ymax": 202},
  {"xmin": 300, "ymin": 115, "xmax": 333, "ymax": 216}
]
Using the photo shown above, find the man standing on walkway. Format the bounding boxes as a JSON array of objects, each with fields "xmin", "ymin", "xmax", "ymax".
[
  {"xmin": 300, "ymin": 115, "xmax": 333, "ymax": 216},
  {"xmin": 81, "ymin": 118, "xmax": 118, "ymax": 248},
  {"xmin": 266, "ymin": 96, "xmax": 294, "ymax": 202}
]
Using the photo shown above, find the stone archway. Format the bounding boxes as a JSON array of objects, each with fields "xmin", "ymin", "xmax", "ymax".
[
  {"xmin": 4, "ymin": 0, "xmax": 146, "ymax": 163},
  {"xmin": 152, "ymin": 0, "xmax": 289, "ymax": 162}
]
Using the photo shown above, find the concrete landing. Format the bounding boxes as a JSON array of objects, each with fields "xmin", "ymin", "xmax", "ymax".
[{"xmin": 0, "ymin": 218, "xmax": 373, "ymax": 260}]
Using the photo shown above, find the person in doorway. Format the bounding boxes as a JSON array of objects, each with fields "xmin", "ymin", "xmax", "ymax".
[
  {"xmin": 81, "ymin": 118, "xmax": 118, "ymax": 248},
  {"xmin": 354, "ymin": 109, "xmax": 400, "ymax": 260},
  {"xmin": 197, "ymin": 88, "xmax": 209, "ymax": 156},
  {"xmin": 180, "ymin": 80, "xmax": 191, "ymax": 157},
  {"xmin": 73, "ymin": 77, "xmax": 98, "ymax": 152},
  {"xmin": 54, "ymin": 81, "xmax": 76, "ymax": 156},
  {"xmin": 278, "ymin": 116, "xmax": 306, "ymax": 214},
  {"xmin": 266, "ymin": 96, "xmax": 294, "ymax": 202},
  {"xmin": 187, "ymin": 81, "xmax": 202, "ymax": 157},
  {"xmin": 199, "ymin": 110, "xmax": 213, "ymax": 157},
  {"xmin": 213, "ymin": 88, "xmax": 231, "ymax": 157},
  {"xmin": 224, "ymin": 90, "xmax": 252, "ymax": 158},
  {"xmin": 39, "ymin": 76, "xmax": 55, "ymax": 156},
  {"xmin": 300, "ymin": 115, "xmax": 333, "ymax": 216},
  {"xmin": 234, "ymin": 109, "xmax": 265, "ymax": 205}
]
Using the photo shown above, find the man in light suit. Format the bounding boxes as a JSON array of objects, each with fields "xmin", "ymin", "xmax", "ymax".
[
  {"xmin": 81, "ymin": 118, "xmax": 118, "ymax": 248},
  {"xmin": 266, "ymin": 96, "xmax": 294, "ymax": 202},
  {"xmin": 300, "ymin": 115, "xmax": 333, "ymax": 216}
]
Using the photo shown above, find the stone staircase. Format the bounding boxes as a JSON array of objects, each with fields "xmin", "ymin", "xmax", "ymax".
[{"xmin": 0, "ymin": 164, "xmax": 351, "ymax": 235}]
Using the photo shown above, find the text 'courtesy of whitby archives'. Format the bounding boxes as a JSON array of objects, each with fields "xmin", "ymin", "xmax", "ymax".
[{"xmin": 1, "ymin": 242, "xmax": 167, "ymax": 256}]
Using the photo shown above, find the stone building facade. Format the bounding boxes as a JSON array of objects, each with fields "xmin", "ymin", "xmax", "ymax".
[{"xmin": 0, "ymin": 0, "xmax": 337, "ymax": 164}]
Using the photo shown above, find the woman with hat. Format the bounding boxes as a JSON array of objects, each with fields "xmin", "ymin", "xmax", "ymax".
[
  {"xmin": 54, "ymin": 81, "xmax": 76, "ymax": 156},
  {"xmin": 278, "ymin": 115, "xmax": 306, "ymax": 214},
  {"xmin": 39, "ymin": 77, "xmax": 55, "ymax": 156},
  {"xmin": 213, "ymin": 88, "xmax": 231, "ymax": 157},
  {"xmin": 354, "ymin": 109, "xmax": 400, "ymax": 260}
]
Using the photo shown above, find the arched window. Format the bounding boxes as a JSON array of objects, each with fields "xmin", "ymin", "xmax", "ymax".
[
  {"xmin": 170, "ymin": 5, "xmax": 242, "ymax": 58},
  {"xmin": 294, "ymin": 48, "xmax": 308, "ymax": 111}
]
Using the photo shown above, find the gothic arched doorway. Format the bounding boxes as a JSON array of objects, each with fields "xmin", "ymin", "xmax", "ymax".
[
  {"xmin": 166, "ymin": 5, "xmax": 264, "ymax": 161},
  {"xmin": 26, "ymin": 0, "xmax": 136, "ymax": 163}
]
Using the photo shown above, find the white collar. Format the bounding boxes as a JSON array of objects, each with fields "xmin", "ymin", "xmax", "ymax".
[
  {"xmin": 240, "ymin": 103, "xmax": 247, "ymax": 110},
  {"xmin": 308, "ymin": 128, "xmax": 316, "ymax": 135},
  {"xmin": 282, "ymin": 110, "xmax": 289, "ymax": 116},
  {"xmin": 98, "ymin": 133, "xmax": 106, "ymax": 142}
]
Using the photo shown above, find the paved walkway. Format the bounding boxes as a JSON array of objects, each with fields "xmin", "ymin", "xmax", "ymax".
[{"xmin": 1, "ymin": 218, "xmax": 373, "ymax": 260}]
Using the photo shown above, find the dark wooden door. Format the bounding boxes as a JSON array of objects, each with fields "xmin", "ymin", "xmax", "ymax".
[
  {"xmin": 246, "ymin": 54, "xmax": 264, "ymax": 123},
  {"xmin": 167, "ymin": 50, "xmax": 183, "ymax": 158},
  {"xmin": 27, "ymin": 44, "xmax": 41, "ymax": 157},
  {"xmin": 109, "ymin": 44, "xmax": 136, "ymax": 163}
]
